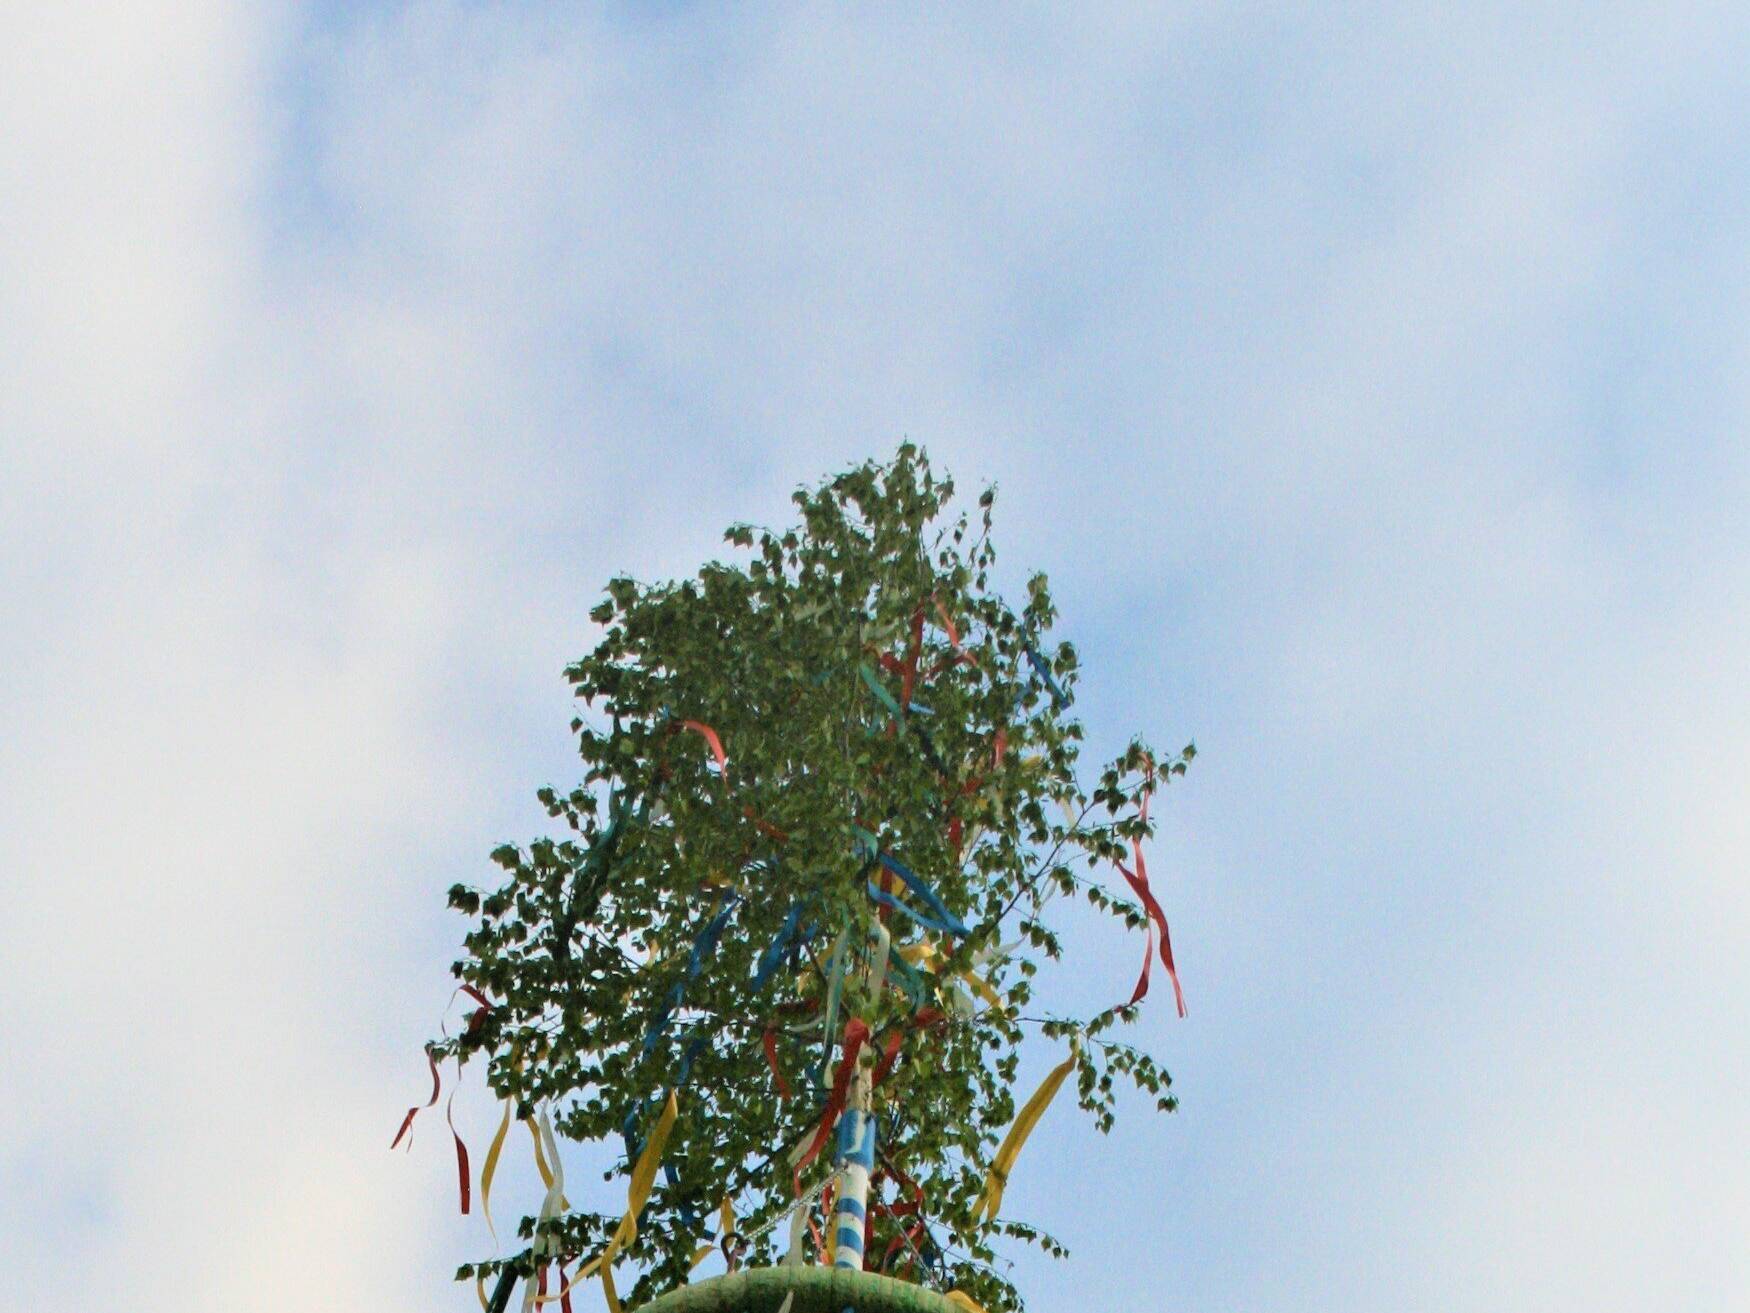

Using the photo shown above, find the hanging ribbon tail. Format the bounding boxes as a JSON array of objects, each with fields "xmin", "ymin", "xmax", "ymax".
[
  {"xmin": 763, "ymin": 1027, "xmax": 792, "ymax": 1099},
  {"xmin": 1126, "ymin": 924, "xmax": 1153, "ymax": 1008},
  {"xmin": 480, "ymin": 1098, "xmax": 512, "ymax": 1241},
  {"xmin": 1120, "ymin": 860, "xmax": 1186, "ymax": 1018},
  {"xmin": 391, "ymin": 1045, "xmax": 442, "ymax": 1150},
  {"xmin": 901, "ymin": 604, "xmax": 925, "ymax": 706},
  {"xmin": 531, "ymin": 1113, "xmax": 570, "ymax": 1210},
  {"xmin": 528, "ymin": 1107, "xmax": 568, "ymax": 1293},
  {"xmin": 533, "ymin": 1254, "xmax": 603, "ymax": 1307},
  {"xmin": 1135, "ymin": 846, "xmax": 1187, "ymax": 1018},
  {"xmin": 933, "ymin": 596, "xmax": 962, "ymax": 651},
  {"xmin": 679, "ymin": 719, "xmax": 729, "ymax": 778},
  {"xmin": 1158, "ymin": 916, "xmax": 1186, "ymax": 1018},
  {"xmin": 573, "ymin": 1091, "xmax": 679, "ymax": 1313},
  {"xmin": 446, "ymin": 1079, "xmax": 471, "ymax": 1214},
  {"xmin": 867, "ymin": 920, "xmax": 892, "ymax": 1005},
  {"xmin": 865, "ymin": 880, "xmax": 957, "ymax": 937},
  {"xmin": 871, "ymin": 1028, "xmax": 905, "ymax": 1087},
  {"xmin": 973, "ymin": 1048, "xmax": 1077, "ymax": 1223},
  {"xmin": 529, "ymin": 1118, "xmax": 555, "ymax": 1189},
  {"xmin": 876, "ymin": 853, "xmax": 969, "ymax": 936}
]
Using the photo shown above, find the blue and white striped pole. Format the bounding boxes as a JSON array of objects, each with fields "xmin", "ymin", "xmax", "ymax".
[{"xmin": 831, "ymin": 1060, "xmax": 877, "ymax": 1270}]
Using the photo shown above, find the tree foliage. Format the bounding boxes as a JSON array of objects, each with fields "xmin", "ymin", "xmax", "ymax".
[{"xmin": 432, "ymin": 446, "xmax": 1191, "ymax": 1313}]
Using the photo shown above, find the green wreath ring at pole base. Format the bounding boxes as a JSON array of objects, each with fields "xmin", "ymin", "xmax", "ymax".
[{"xmin": 632, "ymin": 1267, "xmax": 959, "ymax": 1313}]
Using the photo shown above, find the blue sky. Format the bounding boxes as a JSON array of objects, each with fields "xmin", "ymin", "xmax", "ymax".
[{"xmin": 2, "ymin": 5, "xmax": 1745, "ymax": 1311}]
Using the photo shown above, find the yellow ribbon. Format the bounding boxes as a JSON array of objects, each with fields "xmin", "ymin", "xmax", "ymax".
[
  {"xmin": 945, "ymin": 1294, "xmax": 988, "ymax": 1313},
  {"xmin": 480, "ymin": 1098, "xmax": 513, "ymax": 1242},
  {"xmin": 533, "ymin": 1090, "xmax": 678, "ymax": 1310},
  {"xmin": 897, "ymin": 940, "xmax": 1004, "ymax": 1010},
  {"xmin": 686, "ymin": 1195, "xmax": 736, "ymax": 1273},
  {"xmin": 972, "ymin": 1046, "xmax": 1077, "ymax": 1222},
  {"xmin": 530, "ymin": 1117, "xmax": 571, "ymax": 1210},
  {"xmin": 599, "ymin": 1090, "xmax": 678, "ymax": 1313}
]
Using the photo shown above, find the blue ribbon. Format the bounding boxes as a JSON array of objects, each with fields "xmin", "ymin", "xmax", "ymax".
[
  {"xmin": 1024, "ymin": 643, "xmax": 1068, "ymax": 709},
  {"xmin": 911, "ymin": 723, "xmax": 950, "ymax": 776},
  {"xmin": 752, "ymin": 903, "xmax": 804, "ymax": 991},
  {"xmin": 641, "ymin": 890, "xmax": 738, "ymax": 1056},
  {"xmin": 874, "ymin": 852, "xmax": 969, "ymax": 936}
]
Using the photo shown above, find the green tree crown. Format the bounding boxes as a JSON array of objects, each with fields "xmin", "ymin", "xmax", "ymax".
[{"xmin": 429, "ymin": 445, "xmax": 1191, "ymax": 1313}]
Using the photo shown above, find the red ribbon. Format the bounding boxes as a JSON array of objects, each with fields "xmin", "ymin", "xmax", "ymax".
[
  {"xmin": 390, "ymin": 1046, "xmax": 440, "ymax": 1150},
  {"xmin": 762, "ymin": 1027, "xmax": 792, "ymax": 1100},
  {"xmin": 1116, "ymin": 765, "xmax": 1185, "ymax": 1017},
  {"xmin": 871, "ymin": 1030, "xmax": 905, "ymax": 1089},
  {"xmin": 875, "ymin": 1158, "xmax": 928, "ymax": 1272},
  {"xmin": 948, "ymin": 725, "xmax": 1007, "ymax": 857},
  {"xmin": 900, "ymin": 606, "xmax": 926, "ymax": 707},
  {"xmin": 1125, "ymin": 921, "xmax": 1153, "ymax": 1008},
  {"xmin": 459, "ymin": 984, "xmax": 493, "ymax": 1035},
  {"xmin": 928, "ymin": 596, "xmax": 978, "ymax": 677},
  {"xmin": 445, "ymin": 1066, "xmax": 471, "ymax": 1214},
  {"xmin": 679, "ymin": 720, "xmax": 728, "ymax": 777},
  {"xmin": 1118, "ymin": 859, "xmax": 1184, "ymax": 1017},
  {"xmin": 793, "ymin": 1018, "xmax": 871, "ymax": 1194},
  {"xmin": 742, "ymin": 806, "xmax": 790, "ymax": 843},
  {"xmin": 934, "ymin": 598, "xmax": 960, "ymax": 649},
  {"xmin": 871, "ymin": 1007, "xmax": 944, "ymax": 1088}
]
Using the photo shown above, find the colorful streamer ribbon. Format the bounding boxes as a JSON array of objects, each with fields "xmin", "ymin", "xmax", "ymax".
[
  {"xmin": 523, "ymin": 1107, "xmax": 567, "ymax": 1313},
  {"xmin": 480, "ymin": 1097, "xmax": 512, "ymax": 1241},
  {"xmin": 1023, "ymin": 644, "xmax": 1068, "ymax": 708},
  {"xmin": 446, "ymin": 1068, "xmax": 472, "ymax": 1214},
  {"xmin": 793, "ymin": 1019, "xmax": 871, "ymax": 1195},
  {"xmin": 858, "ymin": 662, "xmax": 905, "ymax": 723},
  {"xmin": 390, "ymin": 1044, "xmax": 440, "ymax": 1150},
  {"xmin": 679, "ymin": 719, "xmax": 728, "ymax": 778},
  {"xmin": 642, "ymin": 890, "xmax": 738, "ymax": 1056},
  {"xmin": 971, "ymin": 1045, "xmax": 1078, "ymax": 1223},
  {"xmin": 537, "ymin": 1092, "xmax": 678, "ymax": 1311},
  {"xmin": 874, "ymin": 853, "xmax": 968, "ymax": 937},
  {"xmin": 1118, "ymin": 768, "xmax": 1186, "ymax": 1017}
]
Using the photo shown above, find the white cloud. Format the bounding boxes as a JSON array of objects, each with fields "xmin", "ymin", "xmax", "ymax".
[{"xmin": 3, "ymin": 3, "xmax": 1746, "ymax": 1311}]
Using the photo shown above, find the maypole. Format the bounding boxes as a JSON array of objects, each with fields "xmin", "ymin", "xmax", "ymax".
[
  {"xmin": 393, "ymin": 445, "xmax": 1194, "ymax": 1313},
  {"xmin": 832, "ymin": 1048, "xmax": 877, "ymax": 1271}
]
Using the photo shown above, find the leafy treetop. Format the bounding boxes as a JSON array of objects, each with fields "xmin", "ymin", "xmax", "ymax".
[{"xmin": 434, "ymin": 445, "xmax": 1191, "ymax": 1313}]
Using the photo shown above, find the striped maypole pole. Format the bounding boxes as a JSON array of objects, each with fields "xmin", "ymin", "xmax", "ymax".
[{"xmin": 831, "ymin": 1051, "xmax": 876, "ymax": 1270}]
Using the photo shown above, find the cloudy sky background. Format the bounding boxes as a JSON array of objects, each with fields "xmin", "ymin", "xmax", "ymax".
[{"xmin": 3, "ymin": 4, "xmax": 1746, "ymax": 1311}]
